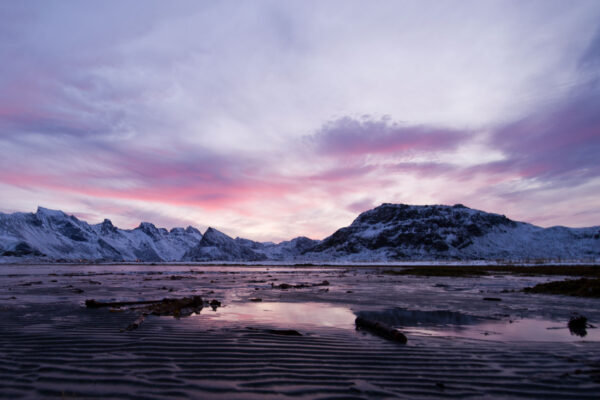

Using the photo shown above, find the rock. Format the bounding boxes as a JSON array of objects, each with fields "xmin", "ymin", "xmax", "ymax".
[
  {"xmin": 483, "ymin": 297, "xmax": 502, "ymax": 301},
  {"xmin": 124, "ymin": 315, "xmax": 145, "ymax": 331},
  {"xmin": 568, "ymin": 315, "xmax": 589, "ymax": 337},
  {"xmin": 272, "ymin": 280, "xmax": 331, "ymax": 290},
  {"xmin": 523, "ymin": 278, "xmax": 600, "ymax": 298},
  {"xmin": 147, "ymin": 296, "xmax": 204, "ymax": 317},
  {"xmin": 86, "ymin": 296, "xmax": 203, "ymax": 317},
  {"xmin": 274, "ymin": 283, "xmax": 292, "ymax": 289},
  {"xmin": 18, "ymin": 281, "xmax": 43, "ymax": 286},
  {"xmin": 355, "ymin": 317, "xmax": 407, "ymax": 343},
  {"xmin": 266, "ymin": 329, "xmax": 302, "ymax": 336},
  {"xmin": 87, "ymin": 296, "xmax": 204, "ymax": 332},
  {"xmin": 86, "ymin": 299, "xmax": 160, "ymax": 308},
  {"xmin": 209, "ymin": 299, "xmax": 221, "ymax": 310}
]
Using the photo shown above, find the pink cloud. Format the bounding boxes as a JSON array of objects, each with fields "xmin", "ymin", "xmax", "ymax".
[
  {"xmin": 464, "ymin": 85, "xmax": 600, "ymax": 190},
  {"xmin": 347, "ymin": 198, "xmax": 375, "ymax": 214},
  {"xmin": 304, "ymin": 165, "xmax": 376, "ymax": 182}
]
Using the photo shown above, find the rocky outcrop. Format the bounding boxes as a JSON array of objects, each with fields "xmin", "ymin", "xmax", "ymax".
[{"xmin": 302, "ymin": 203, "xmax": 599, "ymax": 261}]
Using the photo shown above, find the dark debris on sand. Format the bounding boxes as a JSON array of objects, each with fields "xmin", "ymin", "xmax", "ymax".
[
  {"xmin": 523, "ymin": 278, "xmax": 600, "ymax": 298},
  {"xmin": 272, "ymin": 280, "xmax": 330, "ymax": 290},
  {"xmin": 355, "ymin": 317, "xmax": 407, "ymax": 344},
  {"xmin": 208, "ymin": 299, "xmax": 221, "ymax": 310},
  {"xmin": 86, "ymin": 296, "xmax": 205, "ymax": 331},
  {"xmin": 266, "ymin": 329, "xmax": 303, "ymax": 336},
  {"xmin": 568, "ymin": 315, "xmax": 595, "ymax": 338},
  {"xmin": 384, "ymin": 265, "xmax": 600, "ymax": 278},
  {"xmin": 483, "ymin": 297, "xmax": 502, "ymax": 301}
]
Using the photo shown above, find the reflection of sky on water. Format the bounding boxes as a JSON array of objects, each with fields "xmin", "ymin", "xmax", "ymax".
[
  {"xmin": 197, "ymin": 302, "xmax": 356, "ymax": 329},
  {"xmin": 359, "ymin": 308, "xmax": 600, "ymax": 342},
  {"xmin": 402, "ymin": 318, "xmax": 600, "ymax": 342},
  {"xmin": 198, "ymin": 302, "xmax": 600, "ymax": 342}
]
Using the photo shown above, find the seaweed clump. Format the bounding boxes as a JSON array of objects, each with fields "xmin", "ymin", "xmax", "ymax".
[
  {"xmin": 383, "ymin": 267, "xmax": 487, "ymax": 277},
  {"xmin": 384, "ymin": 265, "xmax": 600, "ymax": 278},
  {"xmin": 568, "ymin": 315, "xmax": 590, "ymax": 337},
  {"xmin": 523, "ymin": 278, "xmax": 600, "ymax": 298},
  {"xmin": 86, "ymin": 296, "xmax": 205, "ymax": 331}
]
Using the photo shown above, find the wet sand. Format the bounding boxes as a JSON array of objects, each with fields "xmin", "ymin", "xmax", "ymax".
[{"xmin": 1, "ymin": 264, "xmax": 600, "ymax": 399}]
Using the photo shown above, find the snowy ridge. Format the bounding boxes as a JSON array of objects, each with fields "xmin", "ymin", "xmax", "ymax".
[
  {"xmin": 302, "ymin": 203, "xmax": 600, "ymax": 261},
  {"xmin": 0, "ymin": 207, "xmax": 202, "ymax": 262},
  {"xmin": 182, "ymin": 228, "xmax": 267, "ymax": 262},
  {"xmin": 1, "ymin": 204, "xmax": 599, "ymax": 263}
]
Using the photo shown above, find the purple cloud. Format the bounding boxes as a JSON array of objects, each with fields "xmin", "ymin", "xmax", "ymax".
[
  {"xmin": 579, "ymin": 26, "xmax": 600, "ymax": 69},
  {"xmin": 347, "ymin": 198, "xmax": 375, "ymax": 214},
  {"xmin": 310, "ymin": 116, "xmax": 469, "ymax": 157},
  {"xmin": 489, "ymin": 84, "xmax": 600, "ymax": 188}
]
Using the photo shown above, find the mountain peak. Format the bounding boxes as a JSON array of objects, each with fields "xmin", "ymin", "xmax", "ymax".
[
  {"xmin": 100, "ymin": 219, "xmax": 117, "ymax": 234},
  {"xmin": 36, "ymin": 206, "xmax": 67, "ymax": 218},
  {"xmin": 183, "ymin": 227, "xmax": 267, "ymax": 262},
  {"xmin": 202, "ymin": 227, "xmax": 231, "ymax": 243},
  {"xmin": 136, "ymin": 222, "xmax": 160, "ymax": 237},
  {"xmin": 185, "ymin": 226, "xmax": 202, "ymax": 235}
]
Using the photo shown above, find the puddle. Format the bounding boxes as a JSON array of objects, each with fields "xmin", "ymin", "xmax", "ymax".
[
  {"xmin": 403, "ymin": 319, "xmax": 600, "ymax": 342},
  {"xmin": 358, "ymin": 308, "xmax": 600, "ymax": 342},
  {"xmin": 194, "ymin": 303, "xmax": 600, "ymax": 342},
  {"xmin": 196, "ymin": 301, "xmax": 356, "ymax": 329}
]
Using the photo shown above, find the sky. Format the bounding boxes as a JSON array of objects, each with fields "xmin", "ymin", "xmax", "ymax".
[{"xmin": 1, "ymin": 0, "xmax": 599, "ymax": 242}]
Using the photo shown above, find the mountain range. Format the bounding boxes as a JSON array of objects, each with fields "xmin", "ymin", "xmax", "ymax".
[{"xmin": 1, "ymin": 204, "xmax": 598, "ymax": 263}]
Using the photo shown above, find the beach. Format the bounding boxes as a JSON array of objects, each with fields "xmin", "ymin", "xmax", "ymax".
[{"xmin": 1, "ymin": 264, "xmax": 599, "ymax": 399}]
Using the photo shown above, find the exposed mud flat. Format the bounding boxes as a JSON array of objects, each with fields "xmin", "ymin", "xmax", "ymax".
[{"xmin": 1, "ymin": 264, "xmax": 600, "ymax": 399}]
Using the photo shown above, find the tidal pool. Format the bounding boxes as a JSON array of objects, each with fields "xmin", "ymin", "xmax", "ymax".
[
  {"xmin": 196, "ymin": 301, "xmax": 357, "ymax": 329},
  {"xmin": 358, "ymin": 308, "xmax": 600, "ymax": 342},
  {"xmin": 193, "ymin": 302, "xmax": 600, "ymax": 342},
  {"xmin": 403, "ymin": 319, "xmax": 600, "ymax": 341}
]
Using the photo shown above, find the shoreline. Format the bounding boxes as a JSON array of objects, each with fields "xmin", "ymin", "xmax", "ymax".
[{"xmin": 2, "ymin": 260, "xmax": 600, "ymax": 267}]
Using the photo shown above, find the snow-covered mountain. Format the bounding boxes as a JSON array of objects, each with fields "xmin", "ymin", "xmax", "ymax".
[
  {"xmin": 181, "ymin": 228, "xmax": 321, "ymax": 262},
  {"xmin": 182, "ymin": 227, "xmax": 268, "ymax": 262},
  {"xmin": 302, "ymin": 203, "xmax": 600, "ymax": 261},
  {"xmin": 0, "ymin": 207, "xmax": 202, "ymax": 262},
  {"xmin": 1, "ymin": 204, "xmax": 599, "ymax": 263}
]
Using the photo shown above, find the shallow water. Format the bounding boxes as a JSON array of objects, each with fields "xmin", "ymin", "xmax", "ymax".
[
  {"xmin": 198, "ymin": 301, "xmax": 357, "ymax": 329},
  {"xmin": 403, "ymin": 318, "xmax": 600, "ymax": 342},
  {"xmin": 200, "ymin": 301, "xmax": 600, "ymax": 342}
]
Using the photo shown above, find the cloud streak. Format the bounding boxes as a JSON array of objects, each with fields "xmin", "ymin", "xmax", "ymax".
[{"xmin": 310, "ymin": 116, "xmax": 469, "ymax": 157}]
